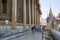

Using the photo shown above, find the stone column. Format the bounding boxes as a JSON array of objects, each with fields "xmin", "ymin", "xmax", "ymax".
[
  {"xmin": 23, "ymin": 0, "xmax": 26, "ymax": 29},
  {"xmin": 32, "ymin": 0, "xmax": 34, "ymax": 26},
  {"xmin": 12, "ymin": 0, "xmax": 17, "ymax": 30},
  {"xmin": 34, "ymin": 2, "xmax": 35, "ymax": 26},
  {"xmin": 29, "ymin": 0, "xmax": 31, "ymax": 27},
  {"xmin": 39, "ymin": 15, "xmax": 41, "ymax": 25},
  {"xmin": 35, "ymin": 4, "xmax": 37, "ymax": 26},
  {"xmin": 37, "ymin": 12, "xmax": 40, "ymax": 26},
  {"xmin": 36, "ymin": 11, "xmax": 38, "ymax": 26},
  {"xmin": 38, "ymin": 14, "xmax": 40, "ymax": 25},
  {"xmin": 36, "ymin": 8, "xmax": 37, "ymax": 26},
  {"xmin": 0, "ymin": 0, "xmax": 2, "ymax": 15}
]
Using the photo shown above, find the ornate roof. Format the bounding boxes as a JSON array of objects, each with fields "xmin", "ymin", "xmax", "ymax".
[
  {"xmin": 46, "ymin": 16, "xmax": 56, "ymax": 21},
  {"xmin": 57, "ymin": 13, "xmax": 60, "ymax": 20},
  {"xmin": 34, "ymin": 0, "xmax": 42, "ymax": 15},
  {"xmin": 46, "ymin": 7, "xmax": 56, "ymax": 21},
  {"xmin": 49, "ymin": 7, "xmax": 53, "ymax": 16}
]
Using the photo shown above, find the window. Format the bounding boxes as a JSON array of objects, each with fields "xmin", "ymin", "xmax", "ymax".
[{"xmin": 2, "ymin": 0, "xmax": 7, "ymax": 14}]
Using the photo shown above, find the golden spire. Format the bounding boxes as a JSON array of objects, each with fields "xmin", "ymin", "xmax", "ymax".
[{"xmin": 49, "ymin": 0, "xmax": 53, "ymax": 16}]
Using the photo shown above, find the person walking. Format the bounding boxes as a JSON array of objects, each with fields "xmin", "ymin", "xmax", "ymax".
[{"xmin": 31, "ymin": 26, "xmax": 36, "ymax": 34}]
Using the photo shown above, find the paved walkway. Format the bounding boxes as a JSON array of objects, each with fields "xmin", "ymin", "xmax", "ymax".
[{"xmin": 11, "ymin": 32, "xmax": 42, "ymax": 40}]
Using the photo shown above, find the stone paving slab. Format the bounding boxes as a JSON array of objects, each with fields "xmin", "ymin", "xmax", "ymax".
[{"xmin": 11, "ymin": 32, "xmax": 42, "ymax": 40}]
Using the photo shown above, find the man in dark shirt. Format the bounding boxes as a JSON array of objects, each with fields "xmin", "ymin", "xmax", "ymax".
[{"xmin": 31, "ymin": 26, "xmax": 36, "ymax": 34}]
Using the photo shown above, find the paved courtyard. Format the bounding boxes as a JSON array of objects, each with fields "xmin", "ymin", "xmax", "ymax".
[{"xmin": 11, "ymin": 32, "xmax": 42, "ymax": 40}]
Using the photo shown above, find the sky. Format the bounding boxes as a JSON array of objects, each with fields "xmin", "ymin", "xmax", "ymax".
[{"xmin": 39, "ymin": 0, "xmax": 60, "ymax": 19}]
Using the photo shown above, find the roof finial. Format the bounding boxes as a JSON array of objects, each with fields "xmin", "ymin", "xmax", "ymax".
[
  {"xmin": 50, "ymin": 0, "xmax": 51, "ymax": 11},
  {"xmin": 49, "ymin": 0, "xmax": 53, "ymax": 16}
]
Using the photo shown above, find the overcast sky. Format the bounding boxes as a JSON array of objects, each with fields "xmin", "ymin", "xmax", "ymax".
[{"xmin": 39, "ymin": 0, "xmax": 60, "ymax": 19}]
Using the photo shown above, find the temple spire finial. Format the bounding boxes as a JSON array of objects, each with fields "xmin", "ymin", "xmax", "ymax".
[{"xmin": 49, "ymin": 0, "xmax": 53, "ymax": 15}]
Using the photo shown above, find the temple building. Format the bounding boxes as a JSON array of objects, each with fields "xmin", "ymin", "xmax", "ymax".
[
  {"xmin": 56, "ymin": 13, "xmax": 60, "ymax": 24},
  {"xmin": 46, "ymin": 8, "xmax": 56, "ymax": 29},
  {"xmin": 56, "ymin": 13, "xmax": 60, "ymax": 30},
  {"xmin": 0, "ymin": 0, "xmax": 42, "ymax": 31}
]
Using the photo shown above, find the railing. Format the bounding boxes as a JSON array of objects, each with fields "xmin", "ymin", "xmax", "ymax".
[
  {"xmin": 51, "ymin": 30, "xmax": 60, "ymax": 40},
  {"xmin": 42, "ymin": 29, "xmax": 51, "ymax": 40}
]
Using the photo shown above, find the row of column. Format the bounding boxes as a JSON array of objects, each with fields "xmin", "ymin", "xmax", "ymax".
[
  {"xmin": 12, "ymin": 0, "xmax": 40, "ymax": 30},
  {"xmin": 34, "ymin": 1, "xmax": 40, "ymax": 26}
]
